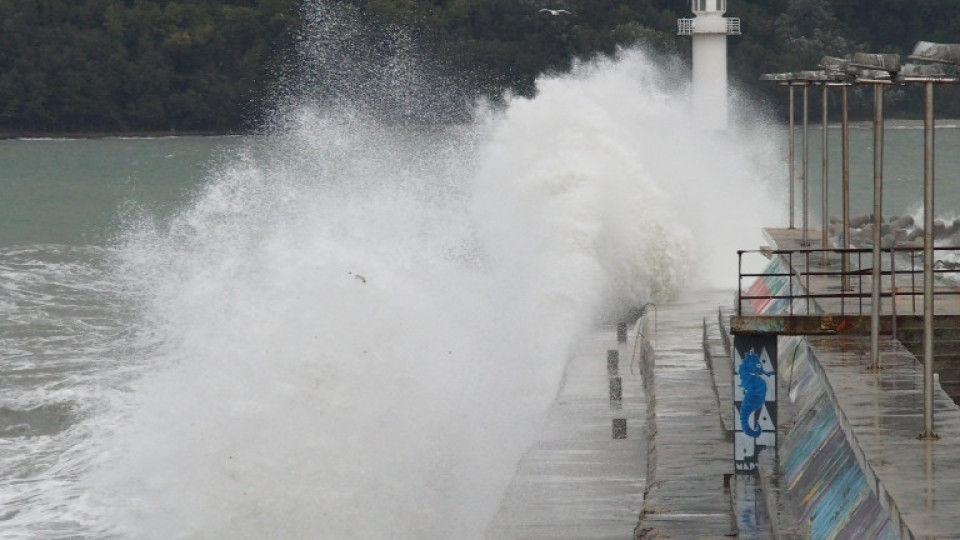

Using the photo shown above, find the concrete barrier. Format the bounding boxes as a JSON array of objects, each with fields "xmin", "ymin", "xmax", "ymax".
[{"xmin": 776, "ymin": 339, "xmax": 898, "ymax": 538}]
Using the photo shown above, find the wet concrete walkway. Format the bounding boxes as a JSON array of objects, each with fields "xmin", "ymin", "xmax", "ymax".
[
  {"xmin": 803, "ymin": 335, "xmax": 960, "ymax": 538},
  {"xmin": 760, "ymin": 227, "xmax": 960, "ymax": 538},
  {"xmin": 485, "ymin": 290, "xmax": 743, "ymax": 539},
  {"xmin": 482, "ymin": 225, "xmax": 960, "ymax": 538},
  {"xmin": 484, "ymin": 327, "xmax": 647, "ymax": 539},
  {"xmin": 635, "ymin": 291, "xmax": 738, "ymax": 539}
]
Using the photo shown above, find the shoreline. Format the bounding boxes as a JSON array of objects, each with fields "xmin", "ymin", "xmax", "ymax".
[
  {"xmin": 0, "ymin": 129, "xmax": 251, "ymax": 140},
  {"xmin": 746, "ymin": 117, "xmax": 960, "ymax": 129},
  {"xmin": 7, "ymin": 117, "xmax": 960, "ymax": 139}
]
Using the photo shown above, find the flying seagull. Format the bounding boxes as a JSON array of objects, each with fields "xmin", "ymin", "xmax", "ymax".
[{"xmin": 539, "ymin": 9, "xmax": 571, "ymax": 16}]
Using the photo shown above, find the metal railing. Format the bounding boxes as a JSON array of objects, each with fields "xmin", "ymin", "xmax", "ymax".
[
  {"xmin": 676, "ymin": 17, "xmax": 741, "ymax": 36},
  {"xmin": 726, "ymin": 18, "xmax": 741, "ymax": 35},
  {"xmin": 736, "ymin": 246, "xmax": 960, "ymax": 316}
]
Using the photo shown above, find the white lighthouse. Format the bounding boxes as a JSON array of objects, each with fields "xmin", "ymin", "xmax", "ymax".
[{"xmin": 678, "ymin": 0, "xmax": 740, "ymax": 130}]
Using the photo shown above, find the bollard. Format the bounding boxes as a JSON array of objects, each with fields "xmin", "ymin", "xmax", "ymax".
[
  {"xmin": 612, "ymin": 418, "xmax": 627, "ymax": 439},
  {"xmin": 609, "ymin": 377, "xmax": 622, "ymax": 402},
  {"xmin": 607, "ymin": 350, "xmax": 619, "ymax": 376},
  {"xmin": 617, "ymin": 322, "xmax": 627, "ymax": 343}
]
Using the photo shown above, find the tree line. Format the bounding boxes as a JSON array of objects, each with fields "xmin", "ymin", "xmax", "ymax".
[
  {"xmin": 2, "ymin": 0, "xmax": 960, "ymax": 134},
  {"xmin": 0, "ymin": 0, "xmax": 299, "ymax": 133}
]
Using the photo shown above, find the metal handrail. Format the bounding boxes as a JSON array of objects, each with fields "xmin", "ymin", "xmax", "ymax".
[
  {"xmin": 726, "ymin": 18, "xmax": 741, "ymax": 35},
  {"xmin": 736, "ymin": 246, "xmax": 960, "ymax": 316}
]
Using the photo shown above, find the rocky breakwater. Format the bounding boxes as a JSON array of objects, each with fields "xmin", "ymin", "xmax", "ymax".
[{"xmin": 830, "ymin": 213, "xmax": 960, "ymax": 251}]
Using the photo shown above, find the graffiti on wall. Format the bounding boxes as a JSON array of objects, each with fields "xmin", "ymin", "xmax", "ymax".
[{"xmin": 734, "ymin": 335, "xmax": 777, "ymax": 474}]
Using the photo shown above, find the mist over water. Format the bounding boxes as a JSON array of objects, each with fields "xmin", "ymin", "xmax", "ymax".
[{"xmin": 72, "ymin": 2, "xmax": 783, "ymax": 538}]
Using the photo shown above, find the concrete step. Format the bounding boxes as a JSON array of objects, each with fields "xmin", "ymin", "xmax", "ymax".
[
  {"xmin": 704, "ymin": 319, "xmax": 735, "ymax": 436},
  {"xmin": 719, "ymin": 306, "xmax": 734, "ymax": 355},
  {"xmin": 941, "ymin": 381, "xmax": 960, "ymax": 399},
  {"xmin": 892, "ymin": 315, "xmax": 960, "ymax": 330},
  {"xmin": 893, "ymin": 339, "xmax": 960, "ymax": 403},
  {"xmin": 897, "ymin": 340, "xmax": 960, "ymax": 352},
  {"xmin": 896, "ymin": 327, "xmax": 960, "ymax": 342},
  {"xmin": 894, "ymin": 346, "xmax": 960, "ymax": 366}
]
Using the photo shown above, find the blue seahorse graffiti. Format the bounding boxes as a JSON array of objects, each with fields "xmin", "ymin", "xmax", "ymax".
[{"xmin": 738, "ymin": 349, "xmax": 774, "ymax": 438}]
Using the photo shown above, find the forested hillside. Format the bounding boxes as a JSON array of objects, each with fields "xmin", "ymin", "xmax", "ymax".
[
  {"xmin": 0, "ymin": 0, "xmax": 299, "ymax": 132},
  {"xmin": 2, "ymin": 0, "xmax": 959, "ymax": 134}
]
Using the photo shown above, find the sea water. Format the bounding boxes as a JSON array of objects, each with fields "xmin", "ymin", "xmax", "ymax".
[{"xmin": 7, "ymin": 1, "xmax": 955, "ymax": 538}]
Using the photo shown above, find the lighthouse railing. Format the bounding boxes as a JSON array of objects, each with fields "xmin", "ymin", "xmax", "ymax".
[{"xmin": 726, "ymin": 18, "xmax": 741, "ymax": 35}]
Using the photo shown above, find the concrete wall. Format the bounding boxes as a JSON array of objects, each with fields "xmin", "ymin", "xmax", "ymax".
[{"xmin": 776, "ymin": 336, "xmax": 898, "ymax": 538}]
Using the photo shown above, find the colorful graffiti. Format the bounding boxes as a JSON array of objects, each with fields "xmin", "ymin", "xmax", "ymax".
[{"xmin": 734, "ymin": 335, "xmax": 777, "ymax": 474}]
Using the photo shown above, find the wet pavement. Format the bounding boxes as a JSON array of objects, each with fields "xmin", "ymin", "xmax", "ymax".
[
  {"xmin": 803, "ymin": 335, "xmax": 960, "ymax": 538},
  {"xmin": 764, "ymin": 227, "xmax": 960, "ymax": 538},
  {"xmin": 635, "ymin": 291, "xmax": 739, "ymax": 539},
  {"xmin": 486, "ymin": 290, "xmax": 745, "ymax": 539},
  {"xmin": 485, "ymin": 226, "xmax": 960, "ymax": 538},
  {"xmin": 485, "ymin": 328, "xmax": 646, "ymax": 539}
]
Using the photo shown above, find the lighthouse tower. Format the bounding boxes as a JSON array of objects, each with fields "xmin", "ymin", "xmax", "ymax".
[{"xmin": 678, "ymin": 0, "xmax": 740, "ymax": 130}]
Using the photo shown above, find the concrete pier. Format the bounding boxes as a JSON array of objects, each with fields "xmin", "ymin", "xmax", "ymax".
[
  {"xmin": 487, "ymin": 226, "xmax": 960, "ymax": 538},
  {"xmin": 485, "ymin": 290, "xmax": 745, "ymax": 539},
  {"xmin": 755, "ymin": 227, "xmax": 960, "ymax": 538},
  {"xmin": 633, "ymin": 291, "xmax": 738, "ymax": 538},
  {"xmin": 484, "ymin": 330, "xmax": 647, "ymax": 539}
]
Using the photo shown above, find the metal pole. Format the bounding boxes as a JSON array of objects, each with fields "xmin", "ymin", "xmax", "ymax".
[
  {"xmin": 789, "ymin": 85, "xmax": 796, "ymax": 229},
  {"xmin": 891, "ymin": 247, "xmax": 897, "ymax": 338},
  {"xmin": 738, "ymin": 250, "xmax": 743, "ymax": 316},
  {"xmin": 802, "ymin": 84, "xmax": 810, "ymax": 245},
  {"xmin": 922, "ymin": 81, "xmax": 936, "ymax": 439},
  {"xmin": 821, "ymin": 84, "xmax": 830, "ymax": 257},
  {"xmin": 842, "ymin": 85, "xmax": 851, "ymax": 290},
  {"xmin": 870, "ymin": 83, "xmax": 885, "ymax": 370}
]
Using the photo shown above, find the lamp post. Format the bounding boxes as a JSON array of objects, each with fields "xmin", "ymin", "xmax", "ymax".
[
  {"xmin": 792, "ymin": 71, "xmax": 826, "ymax": 246},
  {"xmin": 789, "ymin": 83, "xmax": 796, "ymax": 229},
  {"xmin": 902, "ymin": 42, "xmax": 960, "ymax": 439},
  {"xmin": 818, "ymin": 57, "xmax": 854, "ymax": 286},
  {"xmin": 792, "ymin": 70, "xmax": 840, "ymax": 247},
  {"xmin": 848, "ymin": 53, "xmax": 901, "ymax": 371},
  {"xmin": 821, "ymin": 80, "xmax": 829, "ymax": 255},
  {"xmin": 809, "ymin": 66, "xmax": 853, "ymax": 260},
  {"xmin": 802, "ymin": 76, "xmax": 810, "ymax": 245},
  {"xmin": 760, "ymin": 72, "xmax": 805, "ymax": 230}
]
